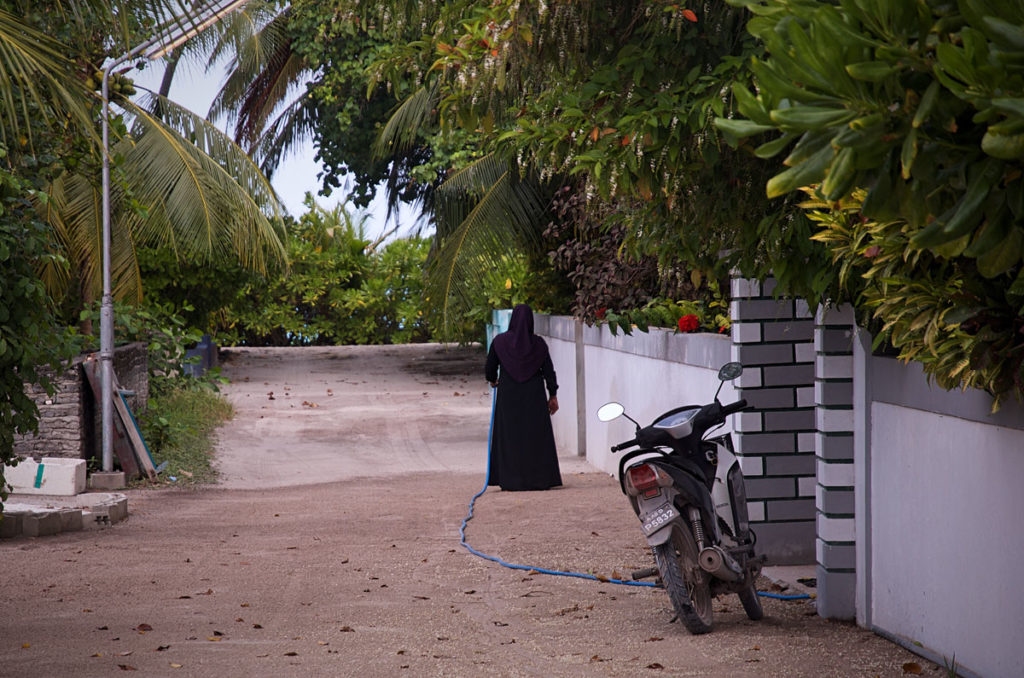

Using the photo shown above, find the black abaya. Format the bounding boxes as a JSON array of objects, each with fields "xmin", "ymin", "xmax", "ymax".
[{"xmin": 485, "ymin": 345, "xmax": 562, "ymax": 491}]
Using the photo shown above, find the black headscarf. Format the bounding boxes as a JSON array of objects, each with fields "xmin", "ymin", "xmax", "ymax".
[{"xmin": 492, "ymin": 304, "xmax": 549, "ymax": 382}]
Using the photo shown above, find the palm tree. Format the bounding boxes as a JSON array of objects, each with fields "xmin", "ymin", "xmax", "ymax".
[{"xmin": 1, "ymin": 0, "xmax": 287, "ymax": 306}]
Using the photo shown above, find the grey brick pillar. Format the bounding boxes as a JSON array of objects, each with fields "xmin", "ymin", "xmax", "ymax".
[
  {"xmin": 730, "ymin": 277, "xmax": 816, "ymax": 565},
  {"xmin": 814, "ymin": 305, "xmax": 856, "ymax": 618}
]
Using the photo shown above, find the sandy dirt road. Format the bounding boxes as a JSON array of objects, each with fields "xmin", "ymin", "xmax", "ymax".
[{"xmin": 0, "ymin": 344, "xmax": 943, "ymax": 677}]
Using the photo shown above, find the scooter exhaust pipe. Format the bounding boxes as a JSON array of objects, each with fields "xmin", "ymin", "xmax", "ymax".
[{"xmin": 698, "ymin": 545, "xmax": 743, "ymax": 582}]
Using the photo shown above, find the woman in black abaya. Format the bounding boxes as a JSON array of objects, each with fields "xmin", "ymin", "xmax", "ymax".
[{"xmin": 485, "ymin": 304, "xmax": 562, "ymax": 491}]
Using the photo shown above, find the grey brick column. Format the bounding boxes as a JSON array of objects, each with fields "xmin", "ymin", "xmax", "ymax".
[
  {"xmin": 730, "ymin": 277, "xmax": 816, "ymax": 565},
  {"xmin": 814, "ymin": 305, "xmax": 856, "ymax": 618}
]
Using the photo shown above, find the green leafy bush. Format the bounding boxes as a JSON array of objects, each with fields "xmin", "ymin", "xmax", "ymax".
[{"xmin": 719, "ymin": 0, "xmax": 1024, "ymax": 405}]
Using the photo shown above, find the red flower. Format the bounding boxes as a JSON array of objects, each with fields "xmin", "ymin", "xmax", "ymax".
[
  {"xmin": 595, "ymin": 307, "xmax": 607, "ymax": 320},
  {"xmin": 677, "ymin": 314, "xmax": 699, "ymax": 332},
  {"xmin": 682, "ymin": 8, "xmax": 698, "ymax": 22}
]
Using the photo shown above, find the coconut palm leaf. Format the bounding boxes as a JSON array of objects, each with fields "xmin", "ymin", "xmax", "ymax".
[
  {"xmin": 37, "ymin": 89, "xmax": 287, "ymax": 302},
  {"xmin": 245, "ymin": 92, "xmax": 317, "ymax": 183},
  {"xmin": 0, "ymin": 8, "xmax": 95, "ymax": 148},
  {"xmin": 427, "ymin": 153, "xmax": 548, "ymax": 335},
  {"xmin": 206, "ymin": 4, "xmax": 306, "ymax": 148},
  {"xmin": 121, "ymin": 91, "xmax": 286, "ymax": 269},
  {"xmin": 42, "ymin": 171, "xmax": 144, "ymax": 302},
  {"xmin": 373, "ymin": 83, "xmax": 437, "ymax": 161}
]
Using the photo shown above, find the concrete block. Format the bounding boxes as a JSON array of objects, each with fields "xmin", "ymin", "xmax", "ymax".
[
  {"xmin": 764, "ymin": 320, "xmax": 814, "ymax": 343},
  {"xmin": 59, "ymin": 509, "xmax": 84, "ymax": 532},
  {"xmin": 816, "ymin": 485, "xmax": 856, "ymax": 515},
  {"xmin": 762, "ymin": 364, "xmax": 815, "ymax": 386},
  {"xmin": 815, "ymin": 380, "xmax": 853, "ymax": 407},
  {"xmin": 794, "ymin": 342, "xmax": 816, "ymax": 364},
  {"xmin": 89, "ymin": 472, "xmax": 126, "ymax": 490},
  {"xmin": 4, "ymin": 457, "xmax": 86, "ymax": 496},
  {"xmin": 106, "ymin": 497, "xmax": 128, "ymax": 523},
  {"xmin": 746, "ymin": 476, "xmax": 797, "ymax": 500},
  {"xmin": 739, "ymin": 455, "xmax": 764, "ymax": 477},
  {"xmin": 816, "ymin": 407, "xmax": 854, "ymax": 433},
  {"xmin": 22, "ymin": 511, "xmax": 61, "ymax": 537},
  {"xmin": 797, "ymin": 432, "xmax": 816, "ymax": 453},
  {"xmin": 816, "ymin": 566, "xmax": 856, "ymax": 620},
  {"xmin": 817, "ymin": 459, "xmax": 855, "ymax": 487},
  {"xmin": 816, "ymin": 354, "xmax": 853, "ymax": 379},
  {"xmin": 731, "ymin": 322, "xmax": 762, "ymax": 344},
  {"xmin": 817, "ymin": 433, "xmax": 854, "ymax": 461},
  {"xmin": 731, "ymin": 299, "xmax": 794, "ymax": 321},
  {"xmin": 764, "ymin": 409, "xmax": 816, "ymax": 432},
  {"xmin": 796, "ymin": 386, "xmax": 815, "ymax": 408},
  {"xmin": 735, "ymin": 343, "xmax": 794, "ymax": 366},
  {"xmin": 816, "ymin": 539, "xmax": 856, "ymax": 570},
  {"xmin": 746, "ymin": 500, "xmax": 765, "ymax": 522},
  {"xmin": 1, "ymin": 512, "xmax": 25, "ymax": 538},
  {"xmin": 767, "ymin": 498, "xmax": 816, "ymax": 521},
  {"xmin": 730, "ymin": 277, "xmax": 762, "ymax": 299},
  {"xmin": 735, "ymin": 432, "xmax": 795, "ymax": 455},
  {"xmin": 798, "ymin": 476, "xmax": 816, "ymax": 497},
  {"xmin": 817, "ymin": 514, "xmax": 855, "ymax": 542},
  {"xmin": 765, "ymin": 454, "xmax": 816, "ymax": 476},
  {"xmin": 742, "ymin": 387, "xmax": 795, "ymax": 410},
  {"xmin": 815, "ymin": 327, "xmax": 855, "ymax": 354},
  {"xmin": 753, "ymin": 521, "xmax": 816, "ymax": 565}
]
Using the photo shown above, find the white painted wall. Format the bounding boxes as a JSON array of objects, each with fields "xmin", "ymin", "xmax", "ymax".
[
  {"xmin": 545, "ymin": 334, "xmax": 578, "ymax": 456},
  {"xmin": 868, "ymin": 403, "xmax": 1024, "ymax": 678},
  {"xmin": 583, "ymin": 345, "xmax": 736, "ymax": 474},
  {"xmin": 536, "ymin": 317, "xmax": 734, "ymax": 475}
]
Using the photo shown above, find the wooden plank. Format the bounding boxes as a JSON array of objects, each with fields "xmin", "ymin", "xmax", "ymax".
[
  {"xmin": 113, "ymin": 390, "xmax": 157, "ymax": 481},
  {"xmin": 81, "ymin": 355, "xmax": 141, "ymax": 479}
]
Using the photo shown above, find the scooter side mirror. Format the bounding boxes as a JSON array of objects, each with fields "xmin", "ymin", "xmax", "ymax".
[
  {"xmin": 718, "ymin": 361, "xmax": 743, "ymax": 381},
  {"xmin": 596, "ymin": 402, "xmax": 625, "ymax": 422}
]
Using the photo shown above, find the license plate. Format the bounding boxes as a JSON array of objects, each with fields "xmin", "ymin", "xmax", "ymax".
[{"xmin": 639, "ymin": 502, "xmax": 678, "ymax": 536}]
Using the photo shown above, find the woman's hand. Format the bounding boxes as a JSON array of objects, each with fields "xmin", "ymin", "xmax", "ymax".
[{"xmin": 548, "ymin": 395, "xmax": 559, "ymax": 415}]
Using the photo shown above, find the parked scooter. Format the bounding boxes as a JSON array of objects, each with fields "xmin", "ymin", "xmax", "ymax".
[{"xmin": 596, "ymin": 362, "xmax": 764, "ymax": 634}]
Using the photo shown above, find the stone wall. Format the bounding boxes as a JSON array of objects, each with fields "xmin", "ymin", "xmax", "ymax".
[
  {"xmin": 12, "ymin": 358, "xmax": 88, "ymax": 459},
  {"xmin": 13, "ymin": 343, "xmax": 149, "ymax": 460}
]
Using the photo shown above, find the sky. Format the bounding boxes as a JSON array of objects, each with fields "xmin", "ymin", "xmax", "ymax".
[{"xmin": 132, "ymin": 56, "xmax": 423, "ymax": 244}]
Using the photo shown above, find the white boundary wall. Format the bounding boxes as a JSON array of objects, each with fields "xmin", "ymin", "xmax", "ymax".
[
  {"xmin": 855, "ymin": 332, "xmax": 1024, "ymax": 678},
  {"xmin": 533, "ymin": 314, "xmax": 734, "ymax": 474},
  {"xmin": 526, "ymin": 309, "xmax": 1024, "ymax": 677}
]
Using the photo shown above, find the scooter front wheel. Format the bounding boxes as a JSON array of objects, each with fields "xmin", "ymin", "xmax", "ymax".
[{"xmin": 652, "ymin": 520, "xmax": 713, "ymax": 634}]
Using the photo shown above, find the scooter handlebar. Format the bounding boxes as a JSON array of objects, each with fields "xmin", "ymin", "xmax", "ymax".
[
  {"xmin": 720, "ymin": 399, "xmax": 748, "ymax": 416},
  {"xmin": 611, "ymin": 439, "xmax": 638, "ymax": 452}
]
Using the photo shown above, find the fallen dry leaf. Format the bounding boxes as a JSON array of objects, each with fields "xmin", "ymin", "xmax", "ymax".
[
  {"xmin": 207, "ymin": 637, "xmax": 223, "ymax": 642},
  {"xmin": 118, "ymin": 665, "xmax": 137, "ymax": 671},
  {"xmin": 339, "ymin": 626, "xmax": 354, "ymax": 632},
  {"xmin": 169, "ymin": 663, "xmax": 182, "ymax": 669},
  {"xmin": 902, "ymin": 662, "xmax": 923, "ymax": 675},
  {"xmin": 646, "ymin": 663, "xmax": 665, "ymax": 670},
  {"xmin": 136, "ymin": 624, "xmax": 152, "ymax": 633},
  {"xmin": 284, "ymin": 651, "xmax": 298, "ymax": 656}
]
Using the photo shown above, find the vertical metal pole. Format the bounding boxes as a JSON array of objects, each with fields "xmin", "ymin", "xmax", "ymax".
[
  {"xmin": 100, "ymin": 67, "xmax": 114, "ymax": 472},
  {"xmin": 575, "ymin": 318, "xmax": 586, "ymax": 457}
]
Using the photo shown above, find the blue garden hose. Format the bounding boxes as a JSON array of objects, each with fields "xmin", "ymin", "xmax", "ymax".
[{"xmin": 459, "ymin": 387, "xmax": 811, "ymax": 600}]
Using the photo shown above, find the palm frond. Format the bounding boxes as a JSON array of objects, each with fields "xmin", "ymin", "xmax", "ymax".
[
  {"xmin": 373, "ymin": 83, "xmax": 437, "ymax": 161},
  {"xmin": 118, "ymin": 92, "xmax": 287, "ymax": 271},
  {"xmin": 246, "ymin": 94, "xmax": 317, "ymax": 182},
  {"xmin": 0, "ymin": 9, "xmax": 96, "ymax": 148},
  {"xmin": 427, "ymin": 154, "xmax": 549, "ymax": 335}
]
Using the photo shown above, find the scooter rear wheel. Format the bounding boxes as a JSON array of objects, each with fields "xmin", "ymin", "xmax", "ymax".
[
  {"xmin": 738, "ymin": 581, "xmax": 764, "ymax": 620},
  {"xmin": 653, "ymin": 520, "xmax": 713, "ymax": 634}
]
